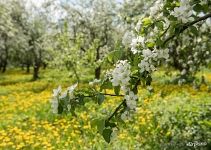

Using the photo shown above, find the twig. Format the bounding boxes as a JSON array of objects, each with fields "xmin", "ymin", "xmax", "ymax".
[
  {"xmin": 163, "ymin": 13, "xmax": 211, "ymax": 46},
  {"xmin": 106, "ymin": 79, "xmax": 141, "ymax": 122},
  {"xmin": 83, "ymin": 93, "xmax": 124, "ymax": 98},
  {"xmin": 161, "ymin": 25, "xmax": 170, "ymax": 38}
]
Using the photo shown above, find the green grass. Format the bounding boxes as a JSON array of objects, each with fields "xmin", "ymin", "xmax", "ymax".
[{"xmin": 0, "ymin": 68, "xmax": 210, "ymax": 149}]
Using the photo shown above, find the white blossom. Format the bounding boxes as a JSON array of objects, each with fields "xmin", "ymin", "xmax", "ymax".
[
  {"xmin": 122, "ymin": 31, "xmax": 134, "ymax": 47},
  {"xmin": 178, "ymin": 78, "xmax": 186, "ymax": 86},
  {"xmin": 138, "ymin": 48, "xmax": 169, "ymax": 73},
  {"xmin": 89, "ymin": 79, "xmax": 101, "ymax": 86},
  {"xmin": 53, "ymin": 86, "xmax": 62, "ymax": 97},
  {"xmin": 121, "ymin": 111, "xmax": 131, "ymax": 121},
  {"xmin": 142, "ymin": 49, "xmax": 153, "ymax": 58},
  {"xmin": 60, "ymin": 92, "xmax": 67, "ymax": 99},
  {"xmin": 135, "ymin": 20, "xmax": 142, "ymax": 32},
  {"xmin": 130, "ymin": 36, "xmax": 145, "ymax": 54},
  {"xmin": 125, "ymin": 91, "xmax": 138, "ymax": 110},
  {"xmin": 171, "ymin": 0, "xmax": 192, "ymax": 23},
  {"xmin": 51, "ymin": 98, "xmax": 58, "ymax": 114},
  {"xmin": 149, "ymin": 0, "xmax": 163, "ymax": 17},
  {"xmin": 67, "ymin": 104, "xmax": 71, "ymax": 111},
  {"xmin": 67, "ymin": 83, "xmax": 78, "ymax": 98},
  {"xmin": 111, "ymin": 60, "xmax": 131, "ymax": 89},
  {"xmin": 181, "ymin": 69, "xmax": 187, "ymax": 75}
]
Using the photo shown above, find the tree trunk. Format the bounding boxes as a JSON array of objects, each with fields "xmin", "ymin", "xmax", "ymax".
[
  {"xmin": 2, "ymin": 61, "xmax": 7, "ymax": 73},
  {"xmin": 43, "ymin": 63, "xmax": 47, "ymax": 70},
  {"xmin": 95, "ymin": 47, "xmax": 101, "ymax": 79},
  {"xmin": 2, "ymin": 45, "xmax": 8, "ymax": 73},
  {"xmin": 33, "ymin": 64, "xmax": 39, "ymax": 80},
  {"xmin": 26, "ymin": 64, "xmax": 30, "ymax": 73},
  {"xmin": 95, "ymin": 66, "xmax": 101, "ymax": 79},
  {"xmin": 21, "ymin": 64, "xmax": 25, "ymax": 71}
]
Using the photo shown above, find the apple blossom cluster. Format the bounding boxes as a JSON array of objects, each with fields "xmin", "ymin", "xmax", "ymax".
[
  {"xmin": 138, "ymin": 48, "xmax": 169, "ymax": 73},
  {"xmin": 149, "ymin": 0, "xmax": 163, "ymax": 17},
  {"xmin": 89, "ymin": 79, "xmax": 101, "ymax": 86},
  {"xmin": 110, "ymin": 60, "xmax": 138, "ymax": 110},
  {"xmin": 125, "ymin": 91, "xmax": 138, "ymax": 110},
  {"xmin": 130, "ymin": 36, "xmax": 145, "ymax": 54},
  {"xmin": 121, "ymin": 110, "xmax": 132, "ymax": 121},
  {"xmin": 51, "ymin": 83, "xmax": 78, "ymax": 114},
  {"xmin": 111, "ymin": 60, "xmax": 131, "ymax": 91},
  {"xmin": 171, "ymin": 0, "xmax": 193, "ymax": 23},
  {"xmin": 51, "ymin": 86, "xmax": 61, "ymax": 114}
]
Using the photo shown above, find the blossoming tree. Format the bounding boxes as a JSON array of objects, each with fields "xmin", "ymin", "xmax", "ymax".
[{"xmin": 50, "ymin": 0, "xmax": 211, "ymax": 143}]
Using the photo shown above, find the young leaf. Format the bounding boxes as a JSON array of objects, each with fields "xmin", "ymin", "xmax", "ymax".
[
  {"xmin": 105, "ymin": 121, "xmax": 117, "ymax": 128},
  {"xmin": 114, "ymin": 86, "xmax": 120, "ymax": 96},
  {"xmin": 97, "ymin": 93, "xmax": 105, "ymax": 105},
  {"xmin": 91, "ymin": 118, "xmax": 105, "ymax": 134},
  {"xmin": 102, "ymin": 128, "xmax": 113, "ymax": 143},
  {"xmin": 142, "ymin": 17, "xmax": 152, "ymax": 26}
]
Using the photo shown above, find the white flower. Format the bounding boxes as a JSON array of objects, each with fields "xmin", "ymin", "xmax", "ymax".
[
  {"xmin": 51, "ymin": 98, "xmax": 58, "ymax": 114},
  {"xmin": 149, "ymin": 0, "xmax": 163, "ymax": 16},
  {"xmin": 122, "ymin": 31, "xmax": 134, "ymax": 47},
  {"xmin": 125, "ymin": 91, "xmax": 138, "ymax": 110},
  {"xmin": 130, "ymin": 36, "xmax": 145, "ymax": 54},
  {"xmin": 181, "ymin": 69, "xmax": 187, "ymax": 75},
  {"xmin": 89, "ymin": 79, "xmax": 101, "ymax": 86},
  {"xmin": 187, "ymin": 60, "xmax": 193, "ymax": 65},
  {"xmin": 142, "ymin": 49, "xmax": 152, "ymax": 58},
  {"xmin": 138, "ymin": 60, "xmax": 152, "ymax": 73},
  {"xmin": 135, "ymin": 20, "xmax": 142, "ymax": 32},
  {"xmin": 67, "ymin": 104, "xmax": 71, "ymax": 111},
  {"xmin": 111, "ymin": 60, "xmax": 131, "ymax": 92},
  {"xmin": 121, "ymin": 85, "xmax": 130, "ymax": 93},
  {"xmin": 178, "ymin": 78, "xmax": 186, "ymax": 86},
  {"xmin": 53, "ymin": 86, "xmax": 62, "ymax": 97},
  {"xmin": 171, "ymin": 0, "xmax": 192, "ymax": 23},
  {"xmin": 158, "ymin": 49, "xmax": 169, "ymax": 59},
  {"xmin": 67, "ymin": 83, "xmax": 78, "ymax": 94},
  {"xmin": 138, "ymin": 48, "xmax": 169, "ymax": 73},
  {"xmin": 131, "ymin": 47, "xmax": 139, "ymax": 54},
  {"xmin": 60, "ymin": 91, "xmax": 67, "ymax": 99},
  {"xmin": 126, "ymin": 100, "xmax": 137, "ymax": 110},
  {"xmin": 121, "ymin": 111, "xmax": 131, "ymax": 121}
]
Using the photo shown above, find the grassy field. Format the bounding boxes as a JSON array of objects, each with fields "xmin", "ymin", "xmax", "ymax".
[{"xmin": 0, "ymin": 68, "xmax": 211, "ymax": 150}]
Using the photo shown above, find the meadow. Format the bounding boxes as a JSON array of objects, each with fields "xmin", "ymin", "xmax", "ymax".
[{"xmin": 0, "ymin": 68, "xmax": 210, "ymax": 150}]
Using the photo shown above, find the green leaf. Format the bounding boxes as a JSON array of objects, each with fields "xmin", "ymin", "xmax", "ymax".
[
  {"xmin": 146, "ymin": 75, "xmax": 152, "ymax": 86},
  {"xmin": 78, "ymin": 95, "xmax": 85, "ymax": 105},
  {"xmin": 58, "ymin": 101, "xmax": 63, "ymax": 114},
  {"xmin": 105, "ymin": 121, "xmax": 117, "ymax": 128},
  {"xmin": 102, "ymin": 129, "xmax": 113, "ymax": 143},
  {"xmin": 91, "ymin": 118, "xmax": 105, "ymax": 134},
  {"xmin": 190, "ymin": 26, "xmax": 198, "ymax": 36},
  {"xmin": 146, "ymin": 42, "xmax": 155, "ymax": 48},
  {"xmin": 155, "ymin": 21, "xmax": 164, "ymax": 30},
  {"xmin": 100, "ymin": 80, "xmax": 113, "ymax": 91},
  {"xmin": 97, "ymin": 93, "xmax": 105, "ymax": 105},
  {"xmin": 193, "ymin": 4, "xmax": 204, "ymax": 12},
  {"xmin": 114, "ymin": 86, "xmax": 120, "ymax": 96},
  {"xmin": 156, "ymin": 38, "xmax": 163, "ymax": 47},
  {"xmin": 107, "ymin": 50, "xmax": 123, "ymax": 63},
  {"xmin": 142, "ymin": 17, "xmax": 152, "ymax": 26}
]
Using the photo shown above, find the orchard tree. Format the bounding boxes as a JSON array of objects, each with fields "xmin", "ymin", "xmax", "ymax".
[
  {"xmin": 8, "ymin": 0, "xmax": 32, "ymax": 72},
  {"xmin": 50, "ymin": 0, "xmax": 211, "ymax": 144},
  {"xmin": 24, "ymin": 1, "xmax": 53, "ymax": 80},
  {"xmin": 167, "ymin": 18, "xmax": 211, "ymax": 85},
  {"xmin": 52, "ymin": 0, "xmax": 119, "ymax": 79},
  {"xmin": 0, "ymin": 0, "xmax": 49, "ymax": 78},
  {"xmin": 0, "ymin": 1, "xmax": 17, "ymax": 72}
]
